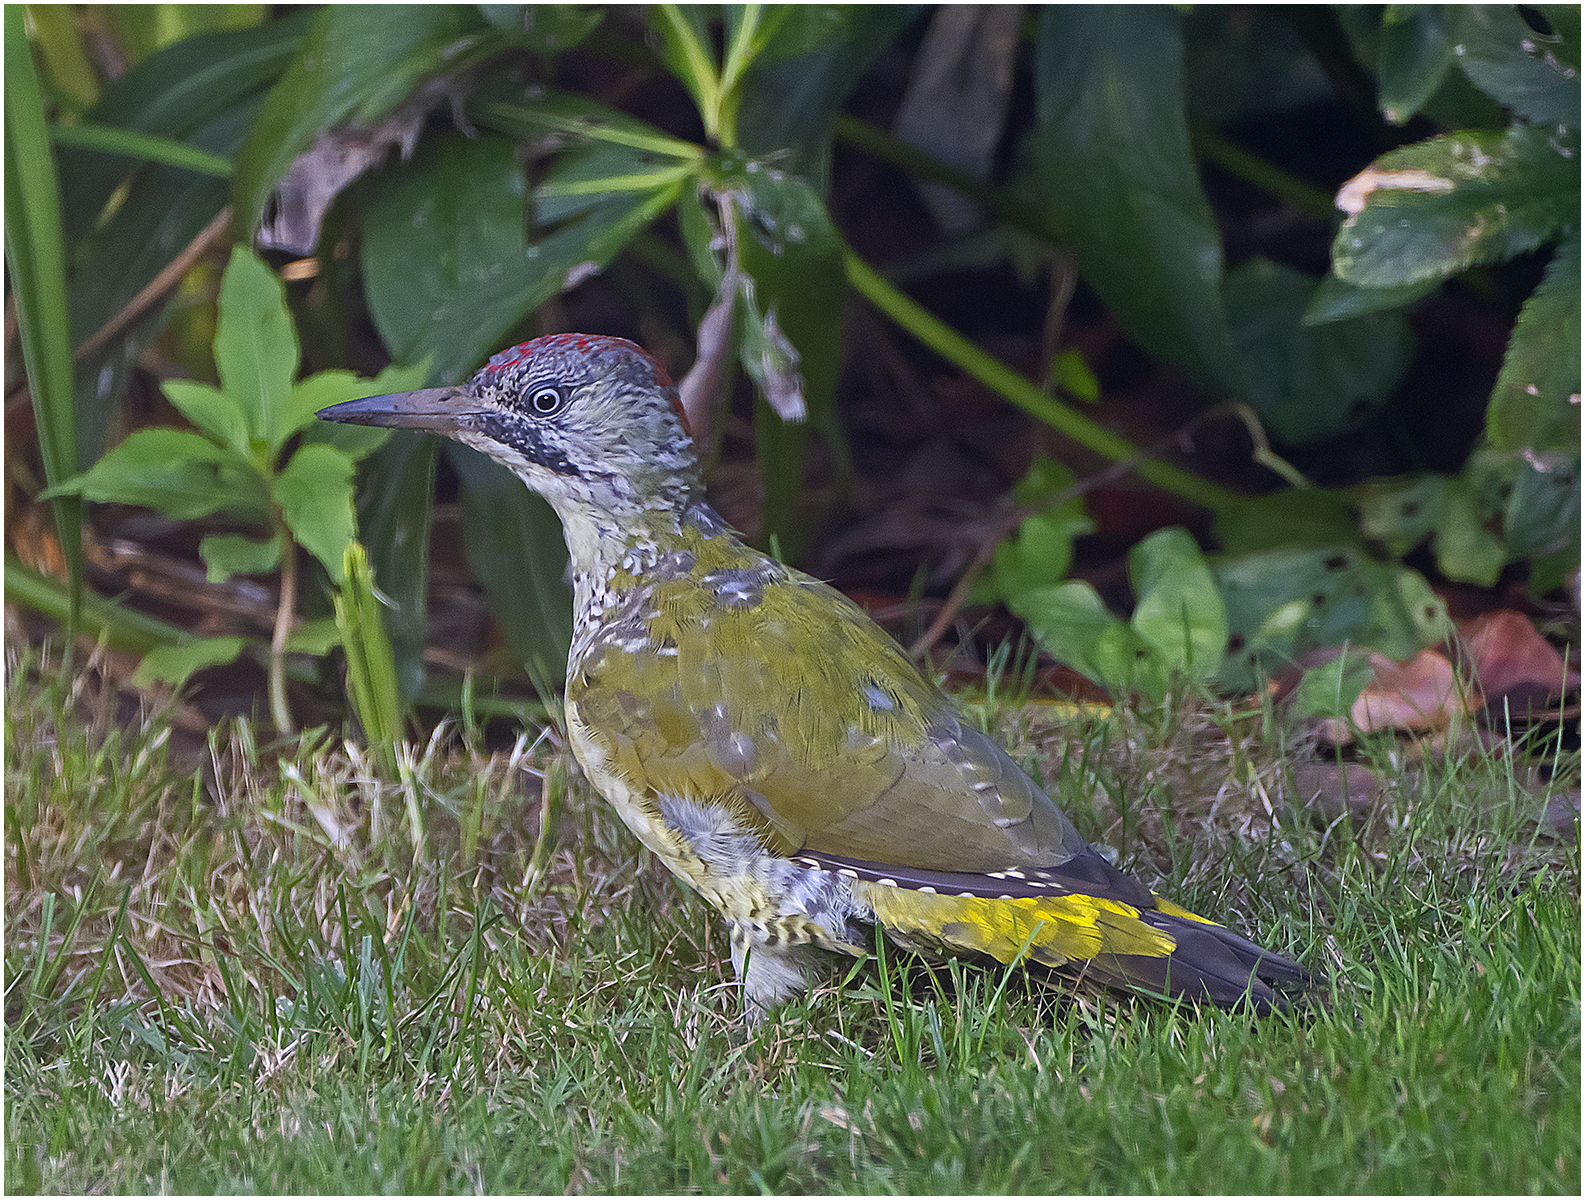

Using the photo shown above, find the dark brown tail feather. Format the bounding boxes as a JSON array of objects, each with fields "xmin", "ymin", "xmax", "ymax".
[{"xmin": 1081, "ymin": 909, "xmax": 1323, "ymax": 1011}]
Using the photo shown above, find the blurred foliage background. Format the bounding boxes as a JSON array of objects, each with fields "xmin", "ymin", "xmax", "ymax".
[{"xmin": 5, "ymin": 3, "xmax": 1579, "ymax": 737}]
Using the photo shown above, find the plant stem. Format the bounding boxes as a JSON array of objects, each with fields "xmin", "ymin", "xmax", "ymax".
[
  {"xmin": 270, "ymin": 536, "xmax": 297, "ymax": 736},
  {"xmin": 842, "ymin": 248, "xmax": 1244, "ymax": 514},
  {"xmin": 1190, "ymin": 126, "xmax": 1336, "ymax": 221}
]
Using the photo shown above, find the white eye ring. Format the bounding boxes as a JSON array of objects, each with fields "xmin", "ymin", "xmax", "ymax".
[{"xmin": 530, "ymin": 386, "xmax": 563, "ymax": 415}]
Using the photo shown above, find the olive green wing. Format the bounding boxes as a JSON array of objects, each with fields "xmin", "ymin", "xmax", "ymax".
[{"xmin": 570, "ymin": 560, "xmax": 1107, "ymax": 880}]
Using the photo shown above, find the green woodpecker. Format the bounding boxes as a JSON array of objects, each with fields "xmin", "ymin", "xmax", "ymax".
[{"xmin": 319, "ymin": 334, "xmax": 1316, "ymax": 1017}]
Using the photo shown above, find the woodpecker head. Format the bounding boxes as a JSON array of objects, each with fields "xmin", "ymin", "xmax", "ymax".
[{"xmin": 318, "ymin": 334, "xmax": 701, "ymax": 517}]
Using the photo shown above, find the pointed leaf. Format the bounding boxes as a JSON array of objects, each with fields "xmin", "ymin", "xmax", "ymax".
[
  {"xmin": 1487, "ymin": 233, "xmax": 1580, "ymax": 453},
  {"xmin": 162, "ymin": 379, "xmax": 252, "ymax": 458},
  {"xmin": 274, "ymin": 443, "xmax": 357, "ymax": 582},
  {"xmin": 1333, "ymin": 123, "xmax": 1579, "ymax": 288},
  {"xmin": 1019, "ymin": 5, "xmax": 1245, "ymax": 397},
  {"xmin": 1129, "ymin": 528, "xmax": 1228, "ymax": 681},
  {"xmin": 42, "ymin": 428, "xmax": 259, "ymax": 520},
  {"xmin": 364, "ymin": 129, "xmax": 680, "ymax": 382},
  {"xmin": 214, "ymin": 247, "xmax": 298, "ymax": 449},
  {"xmin": 334, "ymin": 543, "xmax": 405, "ymax": 752},
  {"xmin": 1377, "ymin": 5, "xmax": 1456, "ymax": 124},
  {"xmin": 1226, "ymin": 258, "xmax": 1413, "ymax": 445}
]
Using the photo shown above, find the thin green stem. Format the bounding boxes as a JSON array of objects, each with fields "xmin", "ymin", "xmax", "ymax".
[
  {"xmin": 48, "ymin": 122, "xmax": 234, "ymax": 178},
  {"xmin": 842, "ymin": 247, "xmax": 1244, "ymax": 513},
  {"xmin": 1191, "ymin": 125, "xmax": 1336, "ymax": 222},
  {"xmin": 269, "ymin": 531, "xmax": 298, "ymax": 736}
]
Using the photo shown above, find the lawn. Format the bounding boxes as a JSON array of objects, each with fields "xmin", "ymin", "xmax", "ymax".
[{"xmin": 5, "ymin": 642, "xmax": 1578, "ymax": 1193}]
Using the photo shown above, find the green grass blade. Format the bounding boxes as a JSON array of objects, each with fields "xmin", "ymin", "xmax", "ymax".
[
  {"xmin": 47, "ymin": 121, "xmax": 234, "ymax": 178},
  {"xmin": 5, "ymin": 8, "xmax": 82, "ymax": 618}
]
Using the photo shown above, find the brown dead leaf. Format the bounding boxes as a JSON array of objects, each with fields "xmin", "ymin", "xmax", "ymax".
[
  {"xmin": 1314, "ymin": 647, "xmax": 1469, "ymax": 744},
  {"xmin": 1457, "ymin": 609, "xmax": 1579, "ymax": 716}
]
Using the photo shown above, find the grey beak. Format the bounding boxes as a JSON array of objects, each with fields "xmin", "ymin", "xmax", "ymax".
[{"xmin": 316, "ymin": 386, "xmax": 477, "ymax": 434}]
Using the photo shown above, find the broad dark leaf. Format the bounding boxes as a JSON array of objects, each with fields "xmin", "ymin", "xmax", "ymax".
[
  {"xmin": 58, "ymin": 10, "xmax": 310, "ymax": 244},
  {"xmin": 1214, "ymin": 546, "xmax": 1450, "ymax": 691},
  {"xmin": 1454, "ymin": 4, "xmax": 1580, "ymax": 124},
  {"xmin": 1377, "ymin": 5, "xmax": 1456, "ymax": 124},
  {"xmin": 1226, "ymin": 258, "xmax": 1413, "ymax": 446},
  {"xmin": 364, "ymin": 131, "xmax": 680, "ymax": 383},
  {"xmin": 736, "ymin": 6, "xmax": 921, "ymax": 187},
  {"xmin": 1019, "ymin": 6, "xmax": 1246, "ymax": 399},
  {"xmin": 233, "ymin": 4, "xmax": 488, "ymax": 234}
]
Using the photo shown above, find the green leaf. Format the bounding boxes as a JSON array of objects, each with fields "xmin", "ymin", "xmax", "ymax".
[
  {"xmin": 285, "ymin": 618, "xmax": 340, "ymax": 656},
  {"xmin": 199, "ymin": 531, "xmax": 283, "ymax": 582},
  {"xmin": 1358, "ymin": 468, "xmax": 1504, "ymax": 586},
  {"xmin": 1432, "ymin": 477, "xmax": 1506, "ymax": 586},
  {"xmin": 214, "ymin": 247, "xmax": 298, "ymax": 451},
  {"xmin": 48, "ymin": 122, "xmax": 234, "ymax": 178},
  {"xmin": 735, "ymin": 6, "xmax": 915, "ymax": 186},
  {"xmin": 1453, "ymin": 5, "xmax": 1581, "ymax": 124},
  {"xmin": 650, "ymin": 5, "xmax": 721, "ymax": 137},
  {"xmin": 42, "ymin": 428, "xmax": 261, "ymax": 520},
  {"xmin": 1332, "ymin": 123, "xmax": 1579, "ymax": 288},
  {"xmin": 1012, "ymin": 580, "xmax": 1161, "ymax": 699},
  {"xmin": 1019, "ymin": 5, "xmax": 1245, "ymax": 398},
  {"xmin": 1290, "ymin": 648, "xmax": 1376, "ymax": 721},
  {"xmin": 477, "ymin": 4, "xmax": 602, "ymax": 51},
  {"xmin": 1214, "ymin": 545, "xmax": 1450, "ymax": 690},
  {"xmin": 1504, "ymin": 453, "xmax": 1580, "ymax": 563},
  {"xmin": 1129, "ymin": 528, "xmax": 1228, "ymax": 682},
  {"xmin": 1358, "ymin": 473, "xmax": 1446, "ymax": 556},
  {"xmin": 285, "ymin": 616, "xmax": 342, "ymax": 656},
  {"xmin": 364, "ymin": 129, "xmax": 681, "ymax": 382},
  {"xmin": 1487, "ymin": 233, "xmax": 1581, "ymax": 453},
  {"xmin": 1302, "ymin": 271, "xmax": 1439, "ymax": 325},
  {"xmin": 974, "ymin": 458, "xmax": 1094, "ymax": 604},
  {"xmin": 1052, "ymin": 349, "xmax": 1101, "ymax": 403},
  {"xmin": 274, "ymin": 444, "xmax": 357, "ymax": 582},
  {"xmin": 1377, "ymin": 5, "xmax": 1456, "ymax": 124},
  {"xmin": 233, "ymin": 4, "xmax": 486, "ymax": 232},
  {"xmin": 535, "ymin": 141, "xmax": 699, "ymax": 223},
  {"xmin": 334, "ymin": 543, "xmax": 405, "ymax": 754},
  {"xmin": 468, "ymin": 82, "xmax": 704, "ymax": 160},
  {"xmin": 61, "ymin": 14, "xmax": 308, "ymax": 461},
  {"xmin": 132, "ymin": 636, "xmax": 247, "ymax": 692},
  {"xmin": 60, "ymin": 10, "xmax": 310, "ymax": 246},
  {"xmin": 162, "ymin": 380, "xmax": 252, "ymax": 459},
  {"xmin": 1225, "ymin": 258, "xmax": 1414, "ymax": 445}
]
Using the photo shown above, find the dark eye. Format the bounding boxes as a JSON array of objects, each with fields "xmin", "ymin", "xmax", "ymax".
[{"xmin": 529, "ymin": 386, "xmax": 564, "ymax": 416}]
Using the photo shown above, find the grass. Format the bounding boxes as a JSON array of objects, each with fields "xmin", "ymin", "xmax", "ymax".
[{"xmin": 5, "ymin": 640, "xmax": 1579, "ymax": 1193}]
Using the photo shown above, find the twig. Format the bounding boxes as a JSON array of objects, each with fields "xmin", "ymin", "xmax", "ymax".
[{"xmin": 73, "ymin": 206, "xmax": 233, "ymax": 362}]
